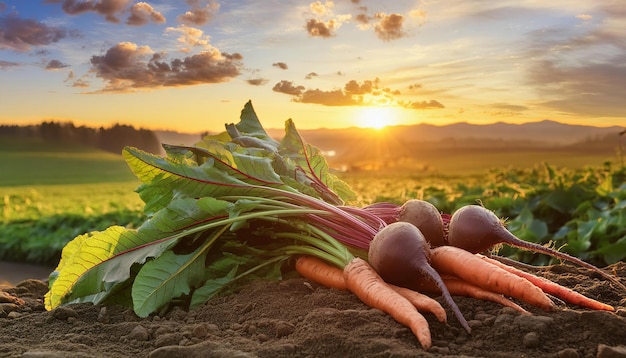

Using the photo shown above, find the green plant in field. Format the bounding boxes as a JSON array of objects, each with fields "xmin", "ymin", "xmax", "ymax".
[
  {"xmin": 0, "ymin": 183, "xmax": 145, "ymax": 265},
  {"xmin": 45, "ymin": 101, "xmax": 370, "ymax": 317},
  {"xmin": 341, "ymin": 162, "xmax": 626, "ymax": 267},
  {"xmin": 486, "ymin": 163, "xmax": 626, "ymax": 266}
]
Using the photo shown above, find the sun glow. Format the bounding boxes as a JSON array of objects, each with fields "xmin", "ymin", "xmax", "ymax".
[{"xmin": 356, "ymin": 106, "xmax": 398, "ymax": 130}]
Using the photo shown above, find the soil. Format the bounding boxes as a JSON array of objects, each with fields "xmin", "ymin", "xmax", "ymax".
[{"xmin": 1, "ymin": 262, "xmax": 626, "ymax": 358}]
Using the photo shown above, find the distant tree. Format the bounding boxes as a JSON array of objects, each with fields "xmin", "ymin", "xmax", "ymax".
[
  {"xmin": 1, "ymin": 121, "xmax": 161, "ymax": 155},
  {"xmin": 98, "ymin": 123, "xmax": 161, "ymax": 155}
]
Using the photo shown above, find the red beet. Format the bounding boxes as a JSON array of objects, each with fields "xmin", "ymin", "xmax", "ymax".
[
  {"xmin": 368, "ymin": 222, "xmax": 471, "ymax": 333},
  {"xmin": 397, "ymin": 199, "xmax": 446, "ymax": 247},
  {"xmin": 447, "ymin": 205, "xmax": 626, "ymax": 291}
]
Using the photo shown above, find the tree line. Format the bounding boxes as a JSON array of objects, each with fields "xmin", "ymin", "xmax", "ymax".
[{"xmin": 0, "ymin": 121, "xmax": 161, "ymax": 154}]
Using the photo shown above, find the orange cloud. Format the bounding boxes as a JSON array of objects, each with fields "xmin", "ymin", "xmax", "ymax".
[
  {"xmin": 165, "ymin": 25, "xmax": 212, "ymax": 52},
  {"xmin": 127, "ymin": 2, "xmax": 165, "ymax": 26},
  {"xmin": 399, "ymin": 100, "xmax": 444, "ymax": 109},
  {"xmin": 247, "ymin": 78, "xmax": 268, "ymax": 86},
  {"xmin": 296, "ymin": 88, "xmax": 361, "ymax": 106},
  {"xmin": 373, "ymin": 13, "xmax": 407, "ymax": 41},
  {"xmin": 272, "ymin": 62, "xmax": 288, "ymax": 70},
  {"xmin": 178, "ymin": 0, "xmax": 219, "ymax": 26},
  {"xmin": 89, "ymin": 42, "xmax": 242, "ymax": 92},
  {"xmin": 272, "ymin": 80, "xmax": 304, "ymax": 95}
]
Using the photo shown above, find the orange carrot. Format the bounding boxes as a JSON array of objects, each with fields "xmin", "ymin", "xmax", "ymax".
[
  {"xmin": 295, "ymin": 255, "xmax": 347, "ymax": 291},
  {"xmin": 479, "ymin": 255, "xmax": 615, "ymax": 311},
  {"xmin": 389, "ymin": 284, "xmax": 447, "ymax": 323},
  {"xmin": 343, "ymin": 257, "xmax": 433, "ymax": 349},
  {"xmin": 443, "ymin": 277, "xmax": 530, "ymax": 315},
  {"xmin": 430, "ymin": 246, "xmax": 556, "ymax": 311},
  {"xmin": 410, "ymin": 275, "xmax": 530, "ymax": 315},
  {"xmin": 296, "ymin": 256, "xmax": 448, "ymax": 322}
]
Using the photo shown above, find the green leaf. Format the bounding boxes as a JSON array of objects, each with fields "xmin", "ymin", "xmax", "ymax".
[
  {"xmin": 123, "ymin": 146, "xmax": 296, "ymax": 205},
  {"xmin": 279, "ymin": 119, "xmax": 356, "ymax": 204},
  {"xmin": 189, "ymin": 263, "xmax": 238, "ymax": 308},
  {"xmin": 544, "ymin": 189, "xmax": 579, "ymax": 214},
  {"xmin": 233, "ymin": 100, "xmax": 280, "ymax": 146},
  {"xmin": 45, "ymin": 226, "xmax": 182, "ymax": 310},
  {"xmin": 132, "ymin": 248, "xmax": 207, "ymax": 317},
  {"xmin": 507, "ymin": 206, "xmax": 547, "ymax": 243},
  {"xmin": 594, "ymin": 236, "xmax": 626, "ymax": 264},
  {"xmin": 596, "ymin": 174, "xmax": 613, "ymax": 197}
]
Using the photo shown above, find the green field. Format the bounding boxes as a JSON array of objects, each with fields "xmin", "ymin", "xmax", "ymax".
[
  {"xmin": 1, "ymin": 138, "xmax": 625, "ymax": 267},
  {"xmin": 1, "ymin": 139, "xmax": 145, "ymax": 264}
]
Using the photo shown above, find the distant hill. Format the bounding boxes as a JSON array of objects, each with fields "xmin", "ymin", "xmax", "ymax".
[
  {"xmin": 287, "ymin": 120, "xmax": 622, "ymax": 147},
  {"xmin": 151, "ymin": 120, "xmax": 624, "ymax": 172},
  {"xmin": 155, "ymin": 120, "xmax": 623, "ymax": 149}
]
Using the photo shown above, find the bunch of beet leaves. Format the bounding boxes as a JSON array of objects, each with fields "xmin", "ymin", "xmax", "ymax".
[{"xmin": 45, "ymin": 101, "xmax": 381, "ymax": 317}]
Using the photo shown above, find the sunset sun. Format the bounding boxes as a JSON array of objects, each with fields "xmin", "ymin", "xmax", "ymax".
[{"xmin": 357, "ymin": 106, "xmax": 398, "ymax": 130}]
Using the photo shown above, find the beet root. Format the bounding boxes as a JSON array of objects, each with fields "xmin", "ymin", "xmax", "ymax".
[
  {"xmin": 397, "ymin": 199, "xmax": 446, "ymax": 247},
  {"xmin": 447, "ymin": 204, "xmax": 626, "ymax": 292},
  {"xmin": 369, "ymin": 222, "xmax": 471, "ymax": 333}
]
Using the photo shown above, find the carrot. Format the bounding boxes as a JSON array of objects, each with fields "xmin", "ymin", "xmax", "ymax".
[
  {"xmin": 295, "ymin": 256, "xmax": 448, "ymax": 322},
  {"xmin": 479, "ymin": 255, "xmax": 615, "ymax": 311},
  {"xmin": 446, "ymin": 204, "xmax": 626, "ymax": 292},
  {"xmin": 388, "ymin": 284, "xmax": 447, "ymax": 323},
  {"xmin": 295, "ymin": 255, "xmax": 347, "ymax": 291},
  {"xmin": 430, "ymin": 246, "xmax": 556, "ymax": 311},
  {"xmin": 410, "ymin": 276, "xmax": 530, "ymax": 315},
  {"xmin": 344, "ymin": 257, "xmax": 433, "ymax": 349}
]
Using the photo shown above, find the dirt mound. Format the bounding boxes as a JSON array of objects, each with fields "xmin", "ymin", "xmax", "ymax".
[{"xmin": 1, "ymin": 263, "xmax": 626, "ymax": 358}]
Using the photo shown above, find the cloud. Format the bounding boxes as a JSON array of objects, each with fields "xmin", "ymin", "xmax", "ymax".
[
  {"xmin": 166, "ymin": 25, "xmax": 211, "ymax": 52},
  {"xmin": 55, "ymin": 0, "xmax": 131, "ymax": 23},
  {"xmin": 247, "ymin": 78, "xmax": 268, "ymax": 86},
  {"xmin": 296, "ymin": 88, "xmax": 361, "ymax": 106},
  {"xmin": 178, "ymin": 0, "xmax": 219, "ymax": 26},
  {"xmin": 0, "ymin": 3, "xmax": 6, "ymax": 12},
  {"xmin": 88, "ymin": 41, "xmax": 243, "ymax": 92},
  {"xmin": 274, "ymin": 78, "xmax": 406, "ymax": 107},
  {"xmin": 528, "ymin": 57, "xmax": 626, "ymax": 117},
  {"xmin": 0, "ymin": 16, "xmax": 68, "ymax": 51},
  {"xmin": 272, "ymin": 80, "xmax": 304, "ymax": 95},
  {"xmin": 522, "ymin": 5, "xmax": 626, "ymax": 117},
  {"xmin": 490, "ymin": 103, "xmax": 528, "ymax": 112},
  {"xmin": 305, "ymin": 18, "xmax": 338, "ymax": 38},
  {"xmin": 127, "ymin": 2, "xmax": 165, "ymax": 26},
  {"xmin": 0, "ymin": 60, "xmax": 20, "ymax": 69},
  {"xmin": 310, "ymin": 1, "xmax": 332, "ymax": 15},
  {"xmin": 305, "ymin": 72, "xmax": 318, "ymax": 79},
  {"xmin": 49, "ymin": 0, "xmax": 164, "ymax": 25},
  {"xmin": 354, "ymin": 12, "xmax": 370, "ymax": 29},
  {"xmin": 398, "ymin": 100, "xmax": 444, "ymax": 109},
  {"xmin": 272, "ymin": 62, "xmax": 288, "ymax": 70},
  {"xmin": 344, "ymin": 78, "xmax": 378, "ymax": 95},
  {"xmin": 45, "ymin": 59, "xmax": 69, "ymax": 70},
  {"xmin": 373, "ymin": 13, "xmax": 407, "ymax": 41},
  {"xmin": 64, "ymin": 70, "xmax": 90, "ymax": 87},
  {"xmin": 305, "ymin": 0, "xmax": 350, "ymax": 38}
]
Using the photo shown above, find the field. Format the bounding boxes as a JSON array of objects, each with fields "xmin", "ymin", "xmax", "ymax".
[
  {"xmin": 1, "ymin": 137, "xmax": 626, "ymax": 357},
  {"xmin": 0, "ymin": 139, "xmax": 145, "ymax": 265},
  {"xmin": 1, "ymin": 138, "xmax": 624, "ymax": 269}
]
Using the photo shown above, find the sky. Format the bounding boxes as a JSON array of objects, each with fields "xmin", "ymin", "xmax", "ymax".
[{"xmin": 0, "ymin": 0, "xmax": 625, "ymax": 133}]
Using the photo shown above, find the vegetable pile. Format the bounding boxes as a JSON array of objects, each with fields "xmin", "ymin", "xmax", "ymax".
[{"xmin": 45, "ymin": 101, "xmax": 624, "ymax": 350}]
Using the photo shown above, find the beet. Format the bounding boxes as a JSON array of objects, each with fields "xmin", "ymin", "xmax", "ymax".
[
  {"xmin": 447, "ymin": 204, "xmax": 626, "ymax": 291},
  {"xmin": 368, "ymin": 222, "xmax": 471, "ymax": 333},
  {"xmin": 397, "ymin": 200, "xmax": 446, "ymax": 247}
]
